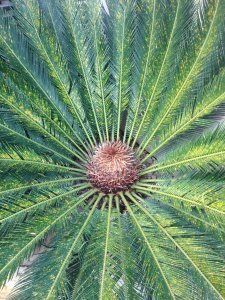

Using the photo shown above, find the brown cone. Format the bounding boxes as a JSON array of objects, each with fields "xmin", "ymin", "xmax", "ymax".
[{"xmin": 87, "ymin": 141, "xmax": 139, "ymax": 194}]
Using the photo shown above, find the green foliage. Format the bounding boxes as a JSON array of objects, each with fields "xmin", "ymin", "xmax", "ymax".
[{"xmin": 0, "ymin": 0, "xmax": 225, "ymax": 299}]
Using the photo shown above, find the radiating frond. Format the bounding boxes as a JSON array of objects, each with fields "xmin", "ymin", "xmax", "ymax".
[{"xmin": 0, "ymin": 0, "xmax": 225, "ymax": 299}]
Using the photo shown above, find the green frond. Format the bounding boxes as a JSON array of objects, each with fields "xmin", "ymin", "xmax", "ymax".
[
  {"xmin": 125, "ymin": 193, "xmax": 225, "ymax": 299},
  {"xmin": 0, "ymin": 0, "xmax": 225, "ymax": 298}
]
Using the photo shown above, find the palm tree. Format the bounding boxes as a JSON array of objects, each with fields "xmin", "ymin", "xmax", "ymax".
[{"xmin": 0, "ymin": 0, "xmax": 225, "ymax": 299}]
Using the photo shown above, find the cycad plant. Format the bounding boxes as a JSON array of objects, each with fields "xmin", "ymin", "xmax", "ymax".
[{"xmin": 0, "ymin": 0, "xmax": 225, "ymax": 299}]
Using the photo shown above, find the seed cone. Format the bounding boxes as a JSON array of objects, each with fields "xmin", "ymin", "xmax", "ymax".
[{"xmin": 87, "ymin": 141, "xmax": 139, "ymax": 194}]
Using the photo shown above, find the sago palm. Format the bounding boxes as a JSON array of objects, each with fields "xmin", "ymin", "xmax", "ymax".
[{"xmin": 0, "ymin": 0, "xmax": 225, "ymax": 299}]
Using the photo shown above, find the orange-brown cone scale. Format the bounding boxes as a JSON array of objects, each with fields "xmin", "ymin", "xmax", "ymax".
[{"xmin": 87, "ymin": 141, "xmax": 139, "ymax": 194}]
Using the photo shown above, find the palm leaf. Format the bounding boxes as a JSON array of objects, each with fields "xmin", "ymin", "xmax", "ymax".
[{"xmin": 0, "ymin": 0, "xmax": 225, "ymax": 299}]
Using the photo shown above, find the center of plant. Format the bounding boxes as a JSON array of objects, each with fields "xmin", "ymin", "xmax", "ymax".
[{"xmin": 87, "ymin": 141, "xmax": 139, "ymax": 194}]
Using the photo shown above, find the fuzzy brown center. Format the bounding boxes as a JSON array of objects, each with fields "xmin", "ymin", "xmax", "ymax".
[{"xmin": 87, "ymin": 141, "xmax": 139, "ymax": 194}]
